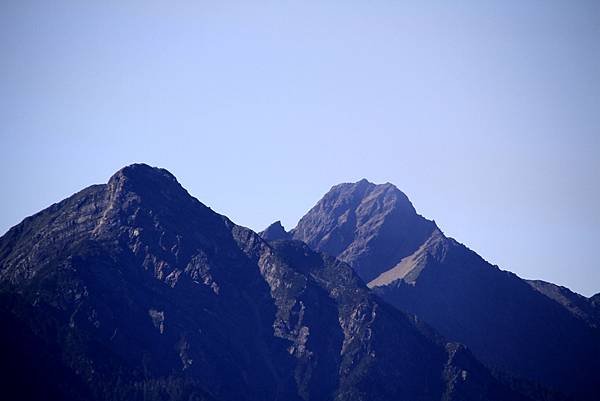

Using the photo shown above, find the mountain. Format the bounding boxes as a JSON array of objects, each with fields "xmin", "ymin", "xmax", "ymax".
[
  {"xmin": 291, "ymin": 179, "xmax": 437, "ymax": 283},
  {"xmin": 527, "ymin": 280, "xmax": 600, "ymax": 329},
  {"xmin": 0, "ymin": 164, "xmax": 527, "ymax": 401},
  {"xmin": 592, "ymin": 292, "xmax": 600, "ymax": 308},
  {"xmin": 292, "ymin": 179, "xmax": 600, "ymax": 401},
  {"xmin": 259, "ymin": 221, "xmax": 292, "ymax": 241}
]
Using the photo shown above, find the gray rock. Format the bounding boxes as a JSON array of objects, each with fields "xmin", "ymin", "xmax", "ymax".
[
  {"xmin": 292, "ymin": 179, "xmax": 600, "ymax": 401},
  {"xmin": 0, "ymin": 165, "xmax": 527, "ymax": 401},
  {"xmin": 259, "ymin": 220, "xmax": 292, "ymax": 241}
]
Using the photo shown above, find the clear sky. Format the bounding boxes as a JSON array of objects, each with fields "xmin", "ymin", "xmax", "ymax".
[{"xmin": 1, "ymin": 1, "xmax": 598, "ymax": 296}]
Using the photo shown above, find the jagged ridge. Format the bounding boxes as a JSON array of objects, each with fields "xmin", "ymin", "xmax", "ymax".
[
  {"xmin": 0, "ymin": 165, "xmax": 526, "ymax": 401},
  {"xmin": 291, "ymin": 178, "xmax": 600, "ymax": 401}
]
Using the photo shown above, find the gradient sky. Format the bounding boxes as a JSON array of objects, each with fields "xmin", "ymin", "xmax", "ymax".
[{"xmin": 1, "ymin": 1, "xmax": 599, "ymax": 295}]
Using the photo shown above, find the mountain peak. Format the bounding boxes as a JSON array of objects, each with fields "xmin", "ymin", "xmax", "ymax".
[
  {"xmin": 108, "ymin": 163, "xmax": 178, "ymax": 191},
  {"xmin": 328, "ymin": 179, "xmax": 414, "ymax": 210},
  {"xmin": 259, "ymin": 220, "xmax": 292, "ymax": 241},
  {"xmin": 355, "ymin": 178, "xmax": 373, "ymax": 187},
  {"xmin": 104, "ymin": 164, "xmax": 201, "ymax": 213},
  {"xmin": 292, "ymin": 179, "xmax": 436, "ymax": 281},
  {"xmin": 0, "ymin": 168, "xmax": 527, "ymax": 401},
  {"xmin": 293, "ymin": 178, "xmax": 600, "ymax": 400}
]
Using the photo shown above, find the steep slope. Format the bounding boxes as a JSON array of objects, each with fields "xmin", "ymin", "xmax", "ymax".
[
  {"xmin": 527, "ymin": 280, "xmax": 600, "ymax": 329},
  {"xmin": 259, "ymin": 221, "xmax": 292, "ymax": 241},
  {"xmin": 592, "ymin": 292, "xmax": 600, "ymax": 308},
  {"xmin": 0, "ymin": 164, "xmax": 524, "ymax": 401},
  {"xmin": 292, "ymin": 179, "xmax": 437, "ymax": 283},
  {"xmin": 292, "ymin": 179, "xmax": 600, "ymax": 401}
]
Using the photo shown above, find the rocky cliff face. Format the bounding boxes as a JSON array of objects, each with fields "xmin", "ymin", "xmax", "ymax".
[
  {"xmin": 0, "ymin": 165, "xmax": 525, "ymax": 401},
  {"xmin": 259, "ymin": 221, "xmax": 292, "ymax": 241},
  {"xmin": 292, "ymin": 179, "xmax": 600, "ymax": 401},
  {"xmin": 292, "ymin": 179, "xmax": 437, "ymax": 283}
]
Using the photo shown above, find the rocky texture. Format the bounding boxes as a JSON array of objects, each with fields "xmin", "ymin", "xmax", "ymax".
[
  {"xmin": 259, "ymin": 220, "xmax": 292, "ymax": 241},
  {"xmin": 527, "ymin": 280, "xmax": 600, "ymax": 329},
  {"xmin": 591, "ymin": 292, "xmax": 600, "ymax": 308},
  {"xmin": 293, "ymin": 179, "xmax": 600, "ymax": 401},
  {"xmin": 0, "ymin": 165, "xmax": 527, "ymax": 401},
  {"xmin": 292, "ymin": 179, "xmax": 437, "ymax": 283}
]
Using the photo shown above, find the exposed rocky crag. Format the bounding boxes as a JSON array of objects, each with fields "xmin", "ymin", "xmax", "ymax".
[
  {"xmin": 0, "ymin": 165, "xmax": 526, "ymax": 401},
  {"xmin": 259, "ymin": 220, "xmax": 292, "ymax": 241},
  {"xmin": 292, "ymin": 179, "xmax": 600, "ymax": 401},
  {"xmin": 292, "ymin": 179, "xmax": 437, "ymax": 283}
]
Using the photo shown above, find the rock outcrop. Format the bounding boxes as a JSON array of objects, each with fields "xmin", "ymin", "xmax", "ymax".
[
  {"xmin": 292, "ymin": 179, "xmax": 600, "ymax": 401},
  {"xmin": 259, "ymin": 220, "xmax": 292, "ymax": 241},
  {"xmin": 0, "ymin": 165, "xmax": 527, "ymax": 401}
]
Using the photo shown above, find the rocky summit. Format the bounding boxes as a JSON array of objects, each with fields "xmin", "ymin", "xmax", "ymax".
[
  {"xmin": 291, "ymin": 179, "xmax": 437, "ymax": 283},
  {"xmin": 0, "ymin": 165, "xmax": 529, "ymax": 401},
  {"xmin": 291, "ymin": 179, "xmax": 600, "ymax": 401},
  {"xmin": 259, "ymin": 220, "xmax": 292, "ymax": 242}
]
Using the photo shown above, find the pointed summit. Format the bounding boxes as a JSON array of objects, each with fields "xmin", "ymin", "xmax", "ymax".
[
  {"xmin": 291, "ymin": 179, "xmax": 436, "ymax": 282},
  {"xmin": 294, "ymin": 179, "xmax": 600, "ymax": 400},
  {"xmin": 259, "ymin": 221, "xmax": 291, "ymax": 241},
  {"xmin": 0, "ymin": 166, "xmax": 527, "ymax": 401},
  {"xmin": 109, "ymin": 163, "xmax": 177, "ymax": 183},
  {"xmin": 106, "ymin": 163, "xmax": 188, "ymax": 201},
  {"xmin": 101, "ymin": 164, "xmax": 214, "ymax": 233}
]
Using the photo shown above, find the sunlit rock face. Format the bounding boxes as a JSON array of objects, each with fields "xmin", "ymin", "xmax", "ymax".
[
  {"xmin": 293, "ymin": 179, "xmax": 600, "ymax": 401},
  {"xmin": 292, "ymin": 179, "xmax": 437, "ymax": 283},
  {"xmin": 0, "ymin": 164, "xmax": 525, "ymax": 401}
]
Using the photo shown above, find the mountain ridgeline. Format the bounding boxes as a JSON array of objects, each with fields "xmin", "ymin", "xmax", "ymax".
[
  {"xmin": 0, "ymin": 165, "xmax": 530, "ymax": 401},
  {"xmin": 284, "ymin": 179, "xmax": 600, "ymax": 401}
]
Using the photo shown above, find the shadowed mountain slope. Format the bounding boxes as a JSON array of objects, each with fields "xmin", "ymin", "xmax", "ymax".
[
  {"xmin": 527, "ymin": 279, "xmax": 600, "ymax": 329},
  {"xmin": 0, "ymin": 165, "xmax": 526, "ymax": 401},
  {"xmin": 292, "ymin": 179, "xmax": 600, "ymax": 401}
]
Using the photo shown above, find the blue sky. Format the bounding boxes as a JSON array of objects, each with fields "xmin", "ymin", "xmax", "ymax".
[{"xmin": 1, "ymin": 1, "xmax": 598, "ymax": 295}]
